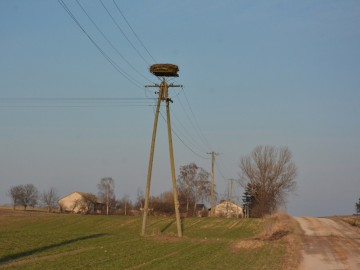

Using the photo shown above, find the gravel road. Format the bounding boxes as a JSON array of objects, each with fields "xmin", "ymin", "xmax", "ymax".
[{"xmin": 295, "ymin": 217, "xmax": 360, "ymax": 270}]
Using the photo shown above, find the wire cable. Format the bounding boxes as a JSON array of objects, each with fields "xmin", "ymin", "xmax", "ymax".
[
  {"xmin": 181, "ymin": 88, "xmax": 213, "ymax": 150},
  {"xmin": 158, "ymin": 109, "xmax": 210, "ymax": 160},
  {"xmin": 175, "ymin": 91, "xmax": 211, "ymax": 153},
  {"xmin": 170, "ymin": 108, "xmax": 209, "ymax": 155},
  {"xmin": 113, "ymin": 0, "xmax": 157, "ymax": 63},
  {"xmin": 75, "ymin": 0, "xmax": 155, "ymax": 84},
  {"xmin": 99, "ymin": 0, "xmax": 151, "ymax": 66},
  {"xmin": 58, "ymin": 0, "xmax": 144, "ymax": 90},
  {"xmin": 0, "ymin": 97, "xmax": 157, "ymax": 108},
  {"xmin": 171, "ymin": 109, "xmax": 208, "ymax": 154},
  {"xmin": 217, "ymin": 155, "xmax": 233, "ymax": 178},
  {"xmin": 215, "ymin": 159, "xmax": 228, "ymax": 182}
]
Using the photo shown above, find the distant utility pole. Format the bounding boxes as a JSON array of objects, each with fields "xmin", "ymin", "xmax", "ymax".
[
  {"xmin": 207, "ymin": 151, "xmax": 219, "ymax": 216},
  {"xmin": 228, "ymin": 178, "xmax": 234, "ymax": 205},
  {"xmin": 141, "ymin": 64, "xmax": 183, "ymax": 237},
  {"xmin": 227, "ymin": 178, "xmax": 234, "ymax": 218}
]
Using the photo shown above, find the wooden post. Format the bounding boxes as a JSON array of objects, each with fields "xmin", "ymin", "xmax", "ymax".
[
  {"xmin": 141, "ymin": 82, "xmax": 163, "ymax": 236},
  {"xmin": 142, "ymin": 78, "xmax": 183, "ymax": 237},
  {"xmin": 166, "ymin": 95, "xmax": 182, "ymax": 237}
]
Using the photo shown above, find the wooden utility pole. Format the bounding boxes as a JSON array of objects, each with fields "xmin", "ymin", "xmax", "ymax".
[
  {"xmin": 227, "ymin": 178, "xmax": 234, "ymax": 217},
  {"xmin": 141, "ymin": 64, "xmax": 182, "ymax": 237},
  {"xmin": 166, "ymin": 94, "xmax": 182, "ymax": 237},
  {"xmin": 207, "ymin": 151, "xmax": 219, "ymax": 216},
  {"xmin": 228, "ymin": 178, "xmax": 234, "ymax": 205}
]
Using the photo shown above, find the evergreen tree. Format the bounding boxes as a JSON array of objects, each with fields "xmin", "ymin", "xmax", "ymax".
[{"xmin": 242, "ymin": 183, "xmax": 255, "ymax": 217}]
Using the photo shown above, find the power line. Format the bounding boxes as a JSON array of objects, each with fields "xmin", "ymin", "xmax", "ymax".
[
  {"xmin": 58, "ymin": 0, "xmax": 144, "ymax": 90},
  {"xmin": 0, "ymin": 105, "xmax": 156, "ymax": 108},
  {"xmin": 170, "ymin": 108, "xmax": 209, "ymax": 154},
  {"xmin": 215, "ymin": 159, "xmax": 228, "ymax": 182},
  {"xmin": 0, "ymin": 97, "xmax": 156, "ymax": 101},
  {"xmin": 98, "ymin": 0, "xmax": 151, "ymax": 66},
  {"xmin": 175, "ymin": 94, "xmax": 210, "ymax": 152},
  {"xmin": 217, "ymin": 155, "xmax": 233, "ymax": 178},
  {"xmin": 75, "ymin": 0, "xmax": 155, "ymax": 84},
  {"xmin": 173, "ymin": 88, "xmax": 214, "ymax": 155},
  {"xmin": 181, "ymin": 88, "xmax": 213, "ymax": 150},
  {"xmin": 112, "ymin": 0, "xmax": 157, "ymax": 63},
  {"xmin": 159, "ymin": 110, "xmax": 210, "ymax": 160},
  {"xmin": 0, "ymin": 97, "xmax": 157, "ymax": 108}
]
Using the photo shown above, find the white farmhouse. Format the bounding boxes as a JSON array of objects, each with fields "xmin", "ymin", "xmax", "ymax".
[
  {"xmin": 214, "ymin": 200, "xmax": 243, "ymax": 218},
  {"xmin": 58, "ymin": 192, "xmax": 104, "ymax": 214}
]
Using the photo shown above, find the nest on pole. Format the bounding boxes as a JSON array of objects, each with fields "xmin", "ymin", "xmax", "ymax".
[{"xmin": 150, "ymin": 64, "xmax": 179, "ymax": 77}]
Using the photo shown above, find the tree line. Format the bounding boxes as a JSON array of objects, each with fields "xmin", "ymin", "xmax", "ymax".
[
  {"xmin": 8, "ymin": 145, "xmax": 299, "ymax": 218},
  {"xmin": 8, "ymin": 185, "xmax": 58, "ymax": 212},
  {"xmin": 7, "ymin": 163, "xmax": 213, "ymax": 217}
]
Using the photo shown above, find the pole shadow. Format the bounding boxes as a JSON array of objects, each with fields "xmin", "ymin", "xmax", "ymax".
[
  {"xmin": 160, "ymin": 219, "xmax": 175, "ymax": 233},
  {"xmin": 181, "ymin": 217, "xmax": 184, "ymax": 234},
  {"xmin": 0, "ymin": 233, "xmax": 108, "ymax": 265}
]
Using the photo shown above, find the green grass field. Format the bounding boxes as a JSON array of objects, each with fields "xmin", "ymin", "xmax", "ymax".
[{"xmin": 0, "ymin": 210, "xmax": 289, "ymax": 270}]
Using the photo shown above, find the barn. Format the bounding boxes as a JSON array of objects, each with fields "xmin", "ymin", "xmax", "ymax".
[
  {"xmin": 214, "ymin": 200, "xmax": 243, "ymax": 218},
  {"xmin": 58, "ymin": 192, "xmax": 104, "ymax": 214}
]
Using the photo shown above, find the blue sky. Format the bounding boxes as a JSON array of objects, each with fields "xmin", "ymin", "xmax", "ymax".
[{"xmin": 1, "ymin": 0, "xmax": 359, "ymax": 216}]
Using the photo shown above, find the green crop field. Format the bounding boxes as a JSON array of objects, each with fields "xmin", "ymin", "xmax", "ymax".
[{"xmin": 0, "ymin": 210, "xmax": 290, "ymax": 270}]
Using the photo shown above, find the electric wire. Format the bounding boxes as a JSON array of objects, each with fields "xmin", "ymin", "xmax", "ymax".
[
  {"xmin": 99, "ymin": 0, "xmax": 152, "ymax": 66},
  {"xmin": 58, "ymin": 0, "xmax": 144, "ymax": 90},
  {"xmin": 175, "ymin": 92, "xmax": 211, "ymax": 154},
  {"xmin": 171, "ymin": 109, "xmax": 208, "ymax": 154},
  {"xmin": 215, "ymin": 159, "xmax": 228, "ymax": 182},
  {"xmin": 0, "ymin": 97, "xmax": 157, "ymax": 108},
  {"xmin": 170, "ymin": 108, "xmax": 209, "ymax": 155},
  {"xmin": 181, "ymin": 88, "xmax": 213, "ymax": 150},
  {"xmin": 75, "ymin": 0, "xmax": 155, "ymax": 84},
  {"xmin": 0, "ymin": 105, "xmax": 156, "ymax": 108},
  {"xmin": 113, "ymin": 0, "xmax": 157, "ymax": 63},
  {"xmin": 158, "ymin": 109, "xmax": 210, "ymax": 160},
  {"xmin": 0, "ymin": 98, "xmax": 156, "ymax": 101},
  {"xmin": 60, "ymin": 1, "xmax": 215, "ymax": 164},
  {"xmin": 217, "ymin": 155, "xmax": 234, "ymax": 179}
]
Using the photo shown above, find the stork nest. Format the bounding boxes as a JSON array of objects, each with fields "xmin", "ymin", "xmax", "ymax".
[{"xmin": 150, "ymin": 64, "xmax": 179, "ymax": 77}]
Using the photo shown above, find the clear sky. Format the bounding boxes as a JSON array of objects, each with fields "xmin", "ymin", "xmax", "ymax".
[{"xmin": 1, "ymin": 0, "xmax": 359, "ymax": 217}]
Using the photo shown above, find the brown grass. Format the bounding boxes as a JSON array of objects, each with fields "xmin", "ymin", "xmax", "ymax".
[
  {"xmin": 282, "ymin": 215, "xmax": 303, "ymax": 270},
  {"xmin": 232, "ymin": 239, "xmax": 264, "ymax": 250},
  {"xmin": 254, "ymin": 212, "xmax": 303, "ymax": 270},
  {"xmin": 332, "ymin": 215, "xmax": 360, "ymax": 228},
  {"xmin": 256, "ymin": 212, "xmax": 290, "ymax": 241},
  {"xmin": 230, "ymin": 212, "xmax": 302, "ymax": 270}
]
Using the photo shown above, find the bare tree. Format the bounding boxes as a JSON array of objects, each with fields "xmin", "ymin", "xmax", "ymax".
[
  {"xmin": 150, "ymin": 191, "xmax": 174, "ymax": 214},
  {"xmin": 117, "ymin": 194, "xmax": 132, "ymax": 215},
  {"xmin": 239, "ymin": 145, "xmax": 297, "ymax": 217},
  {"xmin": 177, "ymin": 163, "xmax": 211, "ymax": 215},
  {"xmin": 41, "ymin": 187, "xmax": 59, "ymax": 213},
  {"xmin": 135, "ymin": 188, "xmax": 145, "ymax": 210},
  {"xmin": 9, "ymin": 184, "xmax": 39, "ymax": 210},
  {"xmin": 193, "ymin": 168, "xmax": 211, "ymax": 214},
  {"xmin": 177, "ymin": 163, "xmax": 198, "ymax": 212},
  {"xmin": 8, "ymin": 185, "xmax": 23, "ymax": 210},
  {"xmin": 22, "ymin": 184, "xmax": 39, "ymax": 209},
  {"xmin": 97, "ymin": 177, "xmax": 115, "ymax": 215},
  {"xmin": 79, "ymin": 193, "xmax": 98, "ymax": 214}
]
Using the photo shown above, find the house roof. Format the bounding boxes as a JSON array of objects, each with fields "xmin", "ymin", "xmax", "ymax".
[{"xmin": 58, "ymin": 191, "xmax": 104, "ymax": 204}]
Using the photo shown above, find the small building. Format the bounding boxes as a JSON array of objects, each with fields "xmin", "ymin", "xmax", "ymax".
[
  {"xmin": 195, "ymin": 204, "xmax": 207, "ymax": 217},
  {"xmin": 214, "ymin": 200, "xmax": 243, "ymax": 218},
  {"xmin": 58, "ymin": 192, "xmax": 104, "ymax": 214}
]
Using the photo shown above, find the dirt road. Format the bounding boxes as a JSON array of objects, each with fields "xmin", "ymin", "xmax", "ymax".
[{"xmin": 295, "ymin": 217, "xmax": 360, "ymax": 270}]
